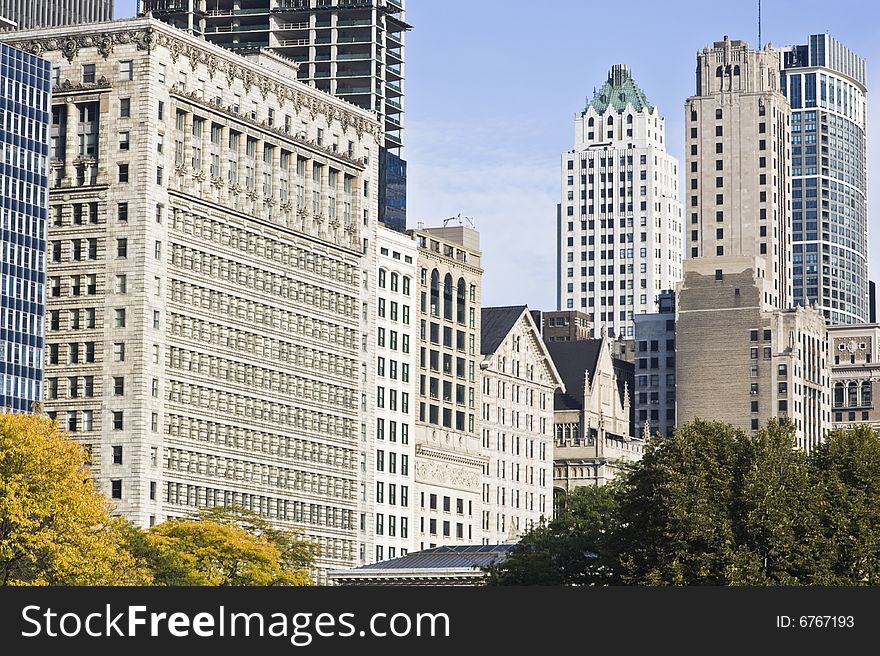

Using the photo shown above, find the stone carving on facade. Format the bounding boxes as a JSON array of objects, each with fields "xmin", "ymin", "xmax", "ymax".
[
  {"xmin": 415, "ymin": 459, "xmax": 479, "ymax": 491},
  {"xmin": 55, "ymin": 77, "xmax": 111, "ymax": 92},
  {"xmin": 12, "ymin": 23, "xmax": 382, "ymax": 149}
]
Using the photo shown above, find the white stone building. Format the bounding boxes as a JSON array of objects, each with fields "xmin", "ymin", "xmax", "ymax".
[
  {"xmin": 361, "ymin": 225, "xmax": 417, "ymax": 564},
  {"xmin": 3, "ymin": 17, "xmax": 382, "ymax": 575},
  {"xmin": 410, "ymin": 224, "xmax": 484, "ymax": 549},
  {"xmin": 479, "ymin": 306, "xmax": 563, "ymax": 544},
  {"xmin": 558, "ymin": 63, "xmax": 682, "ymax": 339}
]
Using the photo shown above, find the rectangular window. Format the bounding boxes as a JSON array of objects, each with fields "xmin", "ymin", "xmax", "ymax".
[
  {"xmin": 82, "ymin": 64, "xmax": 96, "ymax": 84},
  {"xmin": 119, "ymin": 60, "xmax": 133, "ymax": 81}
]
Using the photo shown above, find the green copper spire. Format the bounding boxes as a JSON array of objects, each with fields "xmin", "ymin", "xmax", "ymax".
[{"xmin": 587, "ymin": 64, "xmax": 654, "ymax": 114}]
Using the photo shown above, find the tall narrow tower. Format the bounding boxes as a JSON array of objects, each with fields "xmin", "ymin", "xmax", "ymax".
[
  {"xmin": 684, "ymin": 36, "xmax": 792, "ymax": 311},
  {"xmin": 558, "ymin": 64, "xmax": 682, "ymax": 339},
  {"xmin": 781, "ymin": 34, "xmax": 868, "ymax": 324},
  {"xmin": 677, "ymin": 37, "xmax": 829, "ymax": 451}
]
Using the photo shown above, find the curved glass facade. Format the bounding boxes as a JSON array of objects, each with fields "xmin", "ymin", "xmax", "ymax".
[
  {"xmin": 782, "ymin": 35, "xmax": 868, "ymax": 324},
  {"xmin": 0, "ymin": 43, "xmax": 50, "ymax": 411}
]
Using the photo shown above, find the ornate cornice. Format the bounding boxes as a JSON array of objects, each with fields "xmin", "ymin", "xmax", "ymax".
[{"xmin": 14, "ymin": 24, "xmax": 381, "ymax": 143}]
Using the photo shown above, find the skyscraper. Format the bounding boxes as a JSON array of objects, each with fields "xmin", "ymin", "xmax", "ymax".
[
  {"xmin": 0, "ymin": 0, "xmax": 111, "ymax": 28},
  {"xmin": 558, "ymin": 64, "xmax": 682, "ymax": 339},
  {"xmin": 3, "ymin": 17, "xmax": 382, "ymax": 576},
  {"xmin": 676, "ymin": 37, "xmax": 829, "ymax": 450},
  {"xmin": 781, "ymin": 34, "xmax": 868, "ymax": 324},
  {"xmin": 0, "ymin": 43, "xmax": 50, "ymax": 412},
  {"xmin": 140, "ymin": 0, "xmax": 409, "ymax": 232}
]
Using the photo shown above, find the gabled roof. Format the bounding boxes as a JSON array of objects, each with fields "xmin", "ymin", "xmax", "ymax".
[
  {"xmin": 546, "ymin": 340, "xmax": 604, "ymax": 411},
  {"xmin": 586, "ymin": 64, "xmax": 654, "ymax": 114},
  {"xmin": 481, "ymin": 305, "xmax": 528, "ymax": 356}
]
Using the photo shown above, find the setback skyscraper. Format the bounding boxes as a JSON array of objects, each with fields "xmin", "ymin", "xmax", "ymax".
[
  {"xmin": 558, "ymin": 64, "xmax": 682, "ymax": 339},
  {"xmin": 781, "ymin": 34, "xmax": 868, "ymax": 324},
  {"xmin": 676, "ymin": 37, "xmax": 830, "ymax": 451},
  {"xmin": 0, "ymin": 43, "xmax": 50, "ymax": 412}
]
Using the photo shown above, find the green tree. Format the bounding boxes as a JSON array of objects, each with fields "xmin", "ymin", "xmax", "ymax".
[
  {"xmin": 0, "ymin": 413, "xmax": 150, "ymax": 585},
  {"xmin": 810, "ymin": 425, "xmax": 880, "ymax": 584},
  {"xmin": 614, "ymin": 419, "xmax": 832, "ymax": 585},
  {"xmin": 486, "ymin": 485, "xmax": 618, "ymax": 585}
]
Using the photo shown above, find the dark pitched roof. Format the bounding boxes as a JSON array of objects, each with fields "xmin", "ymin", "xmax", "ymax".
[
  {"xmin": 546, "ymin": 340, "xmax": 604, "ymax": 410},
  {"xmin": 481, "ymin": 306, "xmax": 528, "ymax": 356},
  {"xmin": 353, "ymin": 545, "xmax": 516, "ymax": 571},
  {"xmin": 613, "ymin": 357, "xmax": 634, "ymax": 424}
]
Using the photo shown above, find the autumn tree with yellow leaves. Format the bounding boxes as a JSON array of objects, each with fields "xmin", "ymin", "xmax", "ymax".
[
  {"xmin": 0, "ymin": 412, "xmax": 150, "ymax": 585},
  {"xmin": 1, "ymin": 412, "xmax": 316, "ymax": 586}
]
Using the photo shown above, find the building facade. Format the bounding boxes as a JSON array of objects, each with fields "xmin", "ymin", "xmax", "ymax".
[
  {"xmin": 558, "ymin": 63, "xmax": 682, "ymax": 339},
  {"xmin": 677, "ymin": 37, "xmax": 830, "ymax": 450},
  {"xmin": 828, "ymin": 323, "xmax": 880, "ymax": 431},
  {"xmin": 0, "ymin": 43, "xmax": 50, "ymax": 412},
  {"xmin": 0, "ymin": 0, "xmax": 111, "ymax": 29},
  {"xmin": 540, "ymin": 309, "xmax": 592, "ymax": 343},
  {"xmin": 633, "ymin": 290, "xmax": 676, "ymax": 438},
  {"xmin": 363, "ymin": 225, "xmax": 417, "ymax": 564},
  {"xmin": 781, "ymin": 35, "xmax": 868, "ymax": 324},
  {"xmin": 140, "ymin": 0, "xmax": 409, "ymax": 232},
  {"xmin": 479, "ymin": 306, "xmax": 562, "ymax": 544},
  {"xmin": 548, "ymin": 337, "xmax": 641, "ymax": 496},
  {"xmin": 410, "ymin": 224, "xmax": 484, "ymax": 550},
  {"xmin": 4, "ymin": 18, "xmax": 382, "ymax": 575}
]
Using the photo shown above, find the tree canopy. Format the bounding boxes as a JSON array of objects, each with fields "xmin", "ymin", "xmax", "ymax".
[
  {"xmin": 0, "ymin": 413, "xmax": 150, "ymax": 585},
  {"xmin": 490, "ymin": 420, "xmax": 880, "ymax": 586}
]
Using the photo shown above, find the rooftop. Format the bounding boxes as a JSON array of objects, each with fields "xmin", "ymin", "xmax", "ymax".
[{"xmin": 586, "ymin": 63, "xmax": 654, "ymax": 114}]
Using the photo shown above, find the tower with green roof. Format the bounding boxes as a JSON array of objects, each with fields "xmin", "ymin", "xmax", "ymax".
[{"xmin": 557, "ymin": 64, "xmax": 682, "ymax": 343}]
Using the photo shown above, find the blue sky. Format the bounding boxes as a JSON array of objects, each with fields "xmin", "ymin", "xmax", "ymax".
[{"xmin": 118, "ymin": 0, "xmax": 879, "ymax": 313}]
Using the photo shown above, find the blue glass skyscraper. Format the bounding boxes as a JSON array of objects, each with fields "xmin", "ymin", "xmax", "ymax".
[
  {"xmin": 0, "ymin": 43, "xmax": 49, "ymax": 411},
  {"xmin": 781, "ymin": 35, "xmax": 868, "ymax": 324}
]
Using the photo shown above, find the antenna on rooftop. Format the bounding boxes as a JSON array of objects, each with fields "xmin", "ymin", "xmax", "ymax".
[
  {"xmin": 758, "ymin": 0, "xmax": 762, "ymax": 49},
  {"xmin": 443, "ymin": 213, "xmax": 475, "ymax": 228}
]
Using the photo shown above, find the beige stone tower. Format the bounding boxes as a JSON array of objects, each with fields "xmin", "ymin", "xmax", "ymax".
[{"xmin": 677, "ymin": 37, "xmax": 830, "ymax": 450}]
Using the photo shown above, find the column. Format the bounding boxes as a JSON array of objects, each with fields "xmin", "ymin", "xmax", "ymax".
[{"xmin": 63, "ymin": 99, "xmax": 77, "ymax": 186}]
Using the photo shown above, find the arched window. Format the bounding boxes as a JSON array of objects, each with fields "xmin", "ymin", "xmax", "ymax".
[
  {"xmin": 456, "ymin": 277, "xmax": 466, "ymax": 323},
  {"xmin": 716, "ymin": 108, "xmax": 723, "ymax": 119},
  {"xmin": 390, "ymin": 272, "xmax": 399, "ymax": 292},
  {"xmin": 734, "ymin": 65, "xmax": 740, "ymax": 76},
  {"xmin": 862, "ymin": 382, "xmax": 872, "ymax": 408},
  {"xmin": 606, "ymin": 115, "xmax": 613, "ymax": 125},
  {"xmin": 378, "ymin": 268, "xmax": 386, "ymax": 288},
  {"xmin": 587, "ymin": 117, "xmax": 594, "ymax": 127},
  {"xmin": 402, "ymin": 276, "xmax": 411, "ymax": 296},
  {"xmin": 626, "ymin": 114, "xmax": 633, "ymax": 124},
  {"xmin": 430, "ymin": 269, "xmax": 439, "ymax": 316},
  {"xmin": 833, "ymin": 382, "xmax": 845, "ymax": 407},
  {"xmin": 443, "ymin": 273, "xmax": 453, "ymax": 320},
  {"xmin": 716, "ymin": 66, "xmax": 723, "ymax": 77},
  {"xmin": 848, "ymin": 381, "xmax": 859, "ymax": 407}
]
